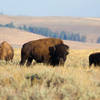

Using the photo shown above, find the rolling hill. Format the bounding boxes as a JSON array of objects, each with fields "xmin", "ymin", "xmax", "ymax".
[
  {"xmin": 0, "ymin": 28, "xmax": 45, "ymax": 47},
  {"xmin": 0, "ymin": 15, "xmax": 100, "ymax": 43},
  {"xmin": 0, "ymin": 27, "xmax": 100, "ymax": 49}
]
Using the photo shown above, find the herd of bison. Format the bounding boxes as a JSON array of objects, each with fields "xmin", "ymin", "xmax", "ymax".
[{"xmin": 0, "ymin": 38, "xmax": 100, "ymax": 67}]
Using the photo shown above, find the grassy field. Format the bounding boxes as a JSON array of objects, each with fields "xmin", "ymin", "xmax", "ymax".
[{"xmin": 0, "ymin": 48, "xmax": 100, "ymax": 100}]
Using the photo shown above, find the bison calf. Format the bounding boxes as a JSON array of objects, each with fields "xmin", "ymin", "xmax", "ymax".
[
  {"xmin": 20, "ymin": 38, "xmax": 64, "ymax": 66},
  {"xmin": 89, "ymin": 52, "xmax": 100, "ymax": 67},
  {"xmin": 49, "ymin": 44, "xmax": 69, "ymax": 66},
  {"xmin": 0, "ymin": 41, "xmax": 14, "ymax": 62}
]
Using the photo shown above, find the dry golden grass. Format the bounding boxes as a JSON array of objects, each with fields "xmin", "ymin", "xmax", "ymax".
[{"xmin": 0, "ymin": 48, "xmax": 100, "ymax": 100}]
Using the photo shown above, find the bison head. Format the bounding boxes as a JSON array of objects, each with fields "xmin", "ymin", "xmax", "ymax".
[{"xmin": 49, "ymin": 44, "xmax": 69, "ymax": 66}]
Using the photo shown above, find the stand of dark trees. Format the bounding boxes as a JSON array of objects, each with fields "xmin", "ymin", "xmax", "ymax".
[
  {"xmin": 0, "ymin": 22, "xmax": 86, "ymax": 42},
  {"xmin": 97, "ymin": 37, "xmax": 100, "ymax": 43}
]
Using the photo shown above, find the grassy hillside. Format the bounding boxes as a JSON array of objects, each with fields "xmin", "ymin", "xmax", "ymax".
[
  {"xmin": 0, "ymin": 15, "xmax": 100, "ymax": 43},
  {"xmin": 0, "ymin": 27, "xmax": 45, "ymax": 47},
  {"xmin": 0, "ymin": 49, "xmax": 100, "ymax": 100},
  {"xmin": 0, "ymin": 27, "xmax": 100, "ymax": 49},
  {"xmin": 0, "ymin": 15, "xmax": 100, "ymax": 100}
]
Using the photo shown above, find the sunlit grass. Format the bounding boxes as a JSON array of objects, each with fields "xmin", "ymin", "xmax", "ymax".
[{"xmin": 0, "ymin": 48, "xmax": 100, "ymax": 100}]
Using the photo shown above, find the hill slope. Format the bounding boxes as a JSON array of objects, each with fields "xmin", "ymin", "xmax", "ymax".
[
  {"xmin": 0, "ymin": 27, "xmax": 100, "ymax": 49},
  {"xmin": 0, "ymin": 15, "xmax": 100, "ymax": 43},
  {"xmin": 0, "ymin": 28, "xmax": 45, "ymax": 47}
]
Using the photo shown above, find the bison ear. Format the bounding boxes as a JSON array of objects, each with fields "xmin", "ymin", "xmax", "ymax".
[{"xmin": 49, "ymin": 46, "xmax": 56, "ymax": 56}]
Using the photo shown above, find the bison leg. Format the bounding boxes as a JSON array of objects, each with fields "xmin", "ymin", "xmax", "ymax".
[
  {"xmin": 94, "ymin": 62, "xmax": 97, "ymax": 67},
  {"xmin": 89, "ymin": 61, "xmax": 92, "ymax": 67},
  {"xmin": 26, "ymin": 57, "xmax": 33, "ymax": 66},
  {"xmin": 20, "ymin": 59, "xmax": 26, "ymax": 66},
  {"xmin": 59, "ymin": 58, "xmax": 64, "ymax": 66},
  {"xmin": 20, "ymin": 56, "xmax": 27, "ymax": 66}
]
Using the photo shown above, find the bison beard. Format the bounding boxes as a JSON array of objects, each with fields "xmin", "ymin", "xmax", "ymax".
[{"xmin": 20, "ymin": 38, "xmax": 64, "ymax": 66}]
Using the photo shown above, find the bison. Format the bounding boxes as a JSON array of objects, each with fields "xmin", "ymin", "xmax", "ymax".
[
  {"xmin": 0, "ymin": 41, "xmax": 14, "ymax": 62},
  {"xmin": 20, "ymin": 38, "xmax": 64, "ymax": 66},
  {"xmin": 49, "ymin": 44, "xmax": 69, "ymax": 66},
  {"xmin": 89, "ymin": 52, "xmax": 100, "ymax": 67}
]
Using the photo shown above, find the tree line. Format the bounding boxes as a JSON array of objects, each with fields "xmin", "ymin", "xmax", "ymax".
[{"xmin": 0, "ymin": 22, "xmax": 86, "ymax": 42}]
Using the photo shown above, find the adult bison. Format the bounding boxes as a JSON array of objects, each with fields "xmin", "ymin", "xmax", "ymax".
[
  {"xmin": 49, "ymin": 44, "xmax": 69, "ymax": 66},
  {"xmin": 0, "ymin": 41, "xmax": 14, "ymax": 62},
  {"xmin": 20, "ymin": 38, "xmax": 64, "ymax": 66},
  {"xmin": 89, "ymin": 52, "xmax": 100, "ymax": 67}
]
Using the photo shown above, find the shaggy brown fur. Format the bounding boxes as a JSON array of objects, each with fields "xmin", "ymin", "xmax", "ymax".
[
  {"xmin": 20, "ymin": 38, "xmax": 63, "ymax": 66},
  {"xmin": 0, "ymin": 41, "xmax": 14, "ymax": 61},
  {"xmin": 49, "ymin": 44, "xmax": 69, "ymax": 66},
  {"xmin": 89, "ymin": 52, "xmax": 100, "ymax": 67}
]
